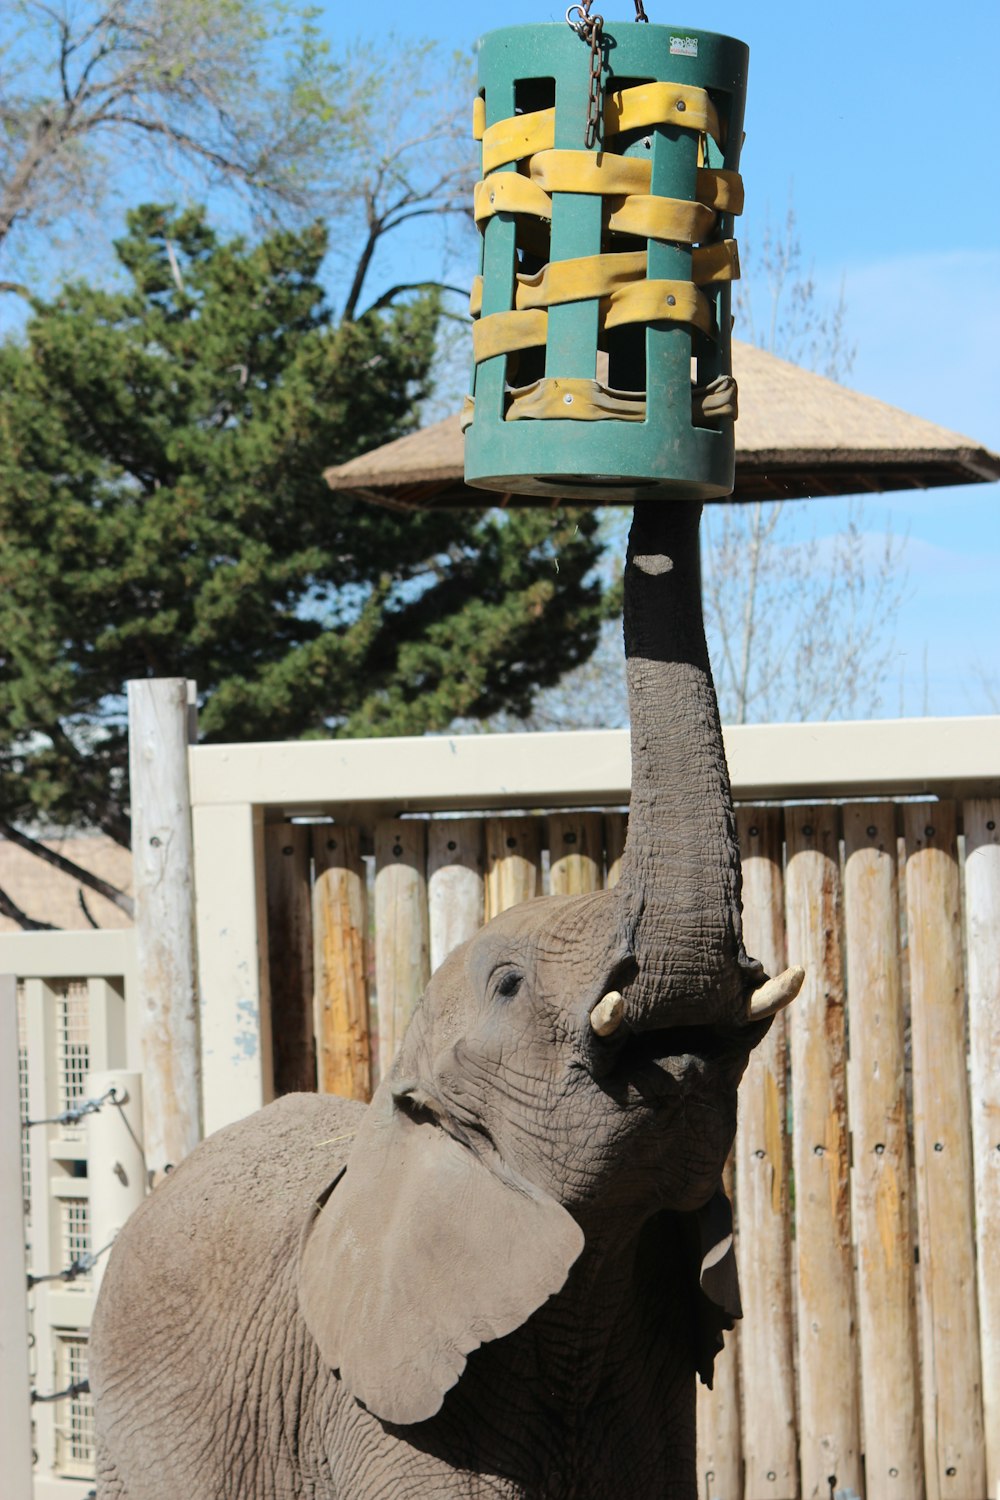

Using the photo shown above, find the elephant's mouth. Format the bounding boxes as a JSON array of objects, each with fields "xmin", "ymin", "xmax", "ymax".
[{"xmin": 596, "ymin": 1021, "xmax": 732, "ymax": 1107}]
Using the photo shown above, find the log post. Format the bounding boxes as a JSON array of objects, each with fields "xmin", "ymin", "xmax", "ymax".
[
  {"xmin": 963, "ymin": 797, "xmax": 1000, "ymax": 1498},
  {"xmin": 127, "ymin": 678, "xmax": 201, "ymax": 1178},
  {"xmin": 735, "ymin": 807, "xmax": 796, "ymax": 1496},
  {"xmin": 484, "ymin": 817, "xmax": 542, "ymax": 917},
  {"xmin": 905, "ymin": 802, "xmax": 986, "ymax": 1498},
  {"xmin": 0, "ymin": 975, "xmax": 33, "ymax": 1500},
  {"xmin": 312, "ymin": 825, "xmax": 372, "ymax": 1102},
  {"xmin": 374, "ymin": 819, "xmax": 430, "ymax": 1083},
  {"xmin": 428, "ymin": 819, "xmax": 485, "ymax": 972}
]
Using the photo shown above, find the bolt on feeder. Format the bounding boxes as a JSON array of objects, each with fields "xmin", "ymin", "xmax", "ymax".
[{"xmin": 463, "ymin": 7, "xmax": 748, "ymax": 503}]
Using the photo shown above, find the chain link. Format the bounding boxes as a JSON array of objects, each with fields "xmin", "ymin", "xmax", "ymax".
[
  {"xmin": 566, "ymin": 4, "xmax": 605, "ymax": 148},
  {"xmin": 567, "ymin": 1, "xmax": 652, "ymax": 148}
]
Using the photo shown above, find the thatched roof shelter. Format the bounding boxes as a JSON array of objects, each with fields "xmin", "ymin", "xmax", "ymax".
[{"xmin": 325, "ymin": 340, "xmax": 1000, "ymax": 511}]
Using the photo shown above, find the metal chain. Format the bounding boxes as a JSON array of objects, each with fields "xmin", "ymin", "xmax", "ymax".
[
  {"xmin": 567, "ymin": 1, "xmax": 651, "ymax": 147},
  {"xmin": 566, "ymin": 3, "xmax": 605, "ymax": 148}
]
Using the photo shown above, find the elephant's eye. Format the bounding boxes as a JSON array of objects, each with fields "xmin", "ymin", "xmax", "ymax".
[{"xmin": 495, "ymin": 970, "xmax": 523, "ymax": 1000}]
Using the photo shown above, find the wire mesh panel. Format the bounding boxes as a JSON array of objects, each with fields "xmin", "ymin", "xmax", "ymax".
[
  {"xmin": 59, "ymin": 1197, "xmax": 91, "ymax": 1286},
  {"xmin": 54, "ymin": 1331, "xmax": 95, "ymax": 1476},
  {"xmin": 17, "ymin": 979, "xmax": 31, "ymax": 1222},
  {"xmin": 56, "ymin": 981, "xmax": 90, "ymax": 1140}
]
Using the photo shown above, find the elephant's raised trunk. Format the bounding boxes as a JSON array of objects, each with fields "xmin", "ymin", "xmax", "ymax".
[{"xmin": 617, "ymin": 502, "xmax": 750, "ymax": 1029}]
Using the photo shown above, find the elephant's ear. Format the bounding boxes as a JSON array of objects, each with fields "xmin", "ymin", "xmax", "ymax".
[
  {"xmin": 691, "ymin": 1183, "xmax": 742, "ymax": 1388},
  {"xmin": 297, "ymin": 1090, "xmax": 584, "ymax": 1426}
]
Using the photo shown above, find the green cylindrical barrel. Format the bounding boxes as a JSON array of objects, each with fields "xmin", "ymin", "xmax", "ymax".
[{"xmin": 464, "ymin": 21, "xmax": 748, "ymax": 503}]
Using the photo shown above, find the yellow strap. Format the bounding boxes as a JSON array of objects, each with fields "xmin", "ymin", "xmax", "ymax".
[
  {"xmin": 692, "ymin": 239, "xmax": 740, "ymax": 285},
  {"xmin": 460, "ymin": 393, "xmax": 476, "ymax": 432},
  {"xmin": 697, "ymin": 168, "xmax": 744, "ymax": 215},
  {"xmin": 605, "ymin": 193, "xmax": 716, "ymax": 244},
  {"xmin": 693, "ymin": 375, "xmax": 738, "ymax": 421},
  {"xmin": 514, "ymin": 251, "xmax": 647, "ymax": 310},
  {"xmin": 473, "ymin": 308, "xmax": 549, "ymax": 363},
  {"xmin": 482, "ymin": 107, "xmax": 555, "ymax": 173},
  {"xmin": 506, "ymin": 378, "xmax": 647, "ymax": 422},
  {"xmin": 482, "ymin": 83, "xmax": 722, "ymax": 172},
  {"xmin": 603, "ymin": 279, "xmax": 713, "ymax": 336},
  {"xmin": 472, "ymin": 96, "xmax": 486, "ymax": 142},
  {"xmin": 474, "ymin": 173, "xmax": 553, "ymax": 225},
  {"xmin": 528, "ymin": 149, "xmax": 652, "ymax": 197},
  {"xmin": 606, "ymin": 81, "xmax": 722, "ymax": 146}
]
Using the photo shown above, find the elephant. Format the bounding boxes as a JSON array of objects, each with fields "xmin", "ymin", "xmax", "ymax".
[{"xmin": 89, "ymin": 502, "xmax": 802, "ymax": 1499}]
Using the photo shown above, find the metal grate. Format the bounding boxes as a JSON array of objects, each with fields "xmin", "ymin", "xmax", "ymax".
[
  {"xmin": 56, "ymin": 981, "xmax": 90, "ymax": 1140},
  {"xmin": 54, "ymin": 1332, "xmax": 95, "ymax": 1476},
  {"xmin": 60, "ymin": 1197, "xmax": 91, "ymax": 1285}
]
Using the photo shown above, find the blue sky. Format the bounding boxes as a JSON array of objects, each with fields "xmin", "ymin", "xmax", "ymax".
[
  {"xmin": 337, "ymin": 0, "xmax": 1000, "ymax": 716},
  {"xmin": 3, "ymin": 1, "xmax": 996, "ymax": 715}
]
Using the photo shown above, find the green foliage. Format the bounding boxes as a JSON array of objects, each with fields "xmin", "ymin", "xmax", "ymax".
[{"xmin": 0, "ymin": 206, "xmax": 607, "ymax": 839}]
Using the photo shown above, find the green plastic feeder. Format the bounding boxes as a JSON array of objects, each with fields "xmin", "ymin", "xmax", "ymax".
[{"xmin": 463, "ymin": 20, "xmax": 748, "ymax": 503}]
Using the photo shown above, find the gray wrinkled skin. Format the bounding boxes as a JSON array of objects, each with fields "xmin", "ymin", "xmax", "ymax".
[{"xmin": 89, "ymin": 504, "xmax": 771, "ymax": 1499}]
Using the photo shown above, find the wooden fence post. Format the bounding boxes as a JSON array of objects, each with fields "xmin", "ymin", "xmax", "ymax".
[
  {"xmin": 547, "ymin": 813, "xmax": 604, "ymax": 896},
  {"xmin": 374, "ymin": 819, "xmax": 429, "ymax": 1082},
  {"xmin": 0, "ymin": 975, "xmax": 33, "ymax": 1500},
  {"xmin": 312, "ymin": 826, "xmax": 372, "ymax": 1103},
  {"xmin": 696, "ymin": 1151, "xmax": 742, "ymax": 1500},
  {"xmin": 604, "ymin": 813, "xmax": 628, "ymax": 889},
  {"xmin": 428, "ymin": 819, "xmax": 485, "ymax": 972},
  {"xmin": 905, "ymin": 803, "xmax": 986, "ymax": 1498},
  {"xmin": 843, "ymin": 804, "xmax": 921, "ymax": 1500},
  {"xmin": 484, "ymin": 817, "xmax": 542, "ymax": 917},
  {"xmin": 734, "ymin": 807, "xmax": 796, "ymax": 1498},
  {"xmin": 785, "ymin": 805, "xmax": 862, "ymax": 1498},
  {"xmin": 127, "ymin": 678, "xmax": 200, "ymax": 1178},
  {"xmin": 963, "ymin": 797, "xmax": 1000, "ymax": 1499},
  {"xmin": 265, "ymin": 824, "xmax": 316, "ymax": 1096}
]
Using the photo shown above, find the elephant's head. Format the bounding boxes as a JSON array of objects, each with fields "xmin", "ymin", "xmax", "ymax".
[{"xmin": 299, "ymin": 503, "xmax": 801, "ymax": 1427}]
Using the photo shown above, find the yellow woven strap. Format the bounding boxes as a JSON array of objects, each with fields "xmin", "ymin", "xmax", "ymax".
[
  {"xmin": 692, "ymin": 239, "xmax": 740, "ymax": 285},
  {"xmin": 473, "ymin": 96, "xmax": 487, "ymax": 142},
  {"xmin": 481, "ymin": 82, "xmax": 721, "ymax": 171},
  {"xmin": 475, "ymin": 173, "xmax": 720, "ymax": 246},
  {"xmin": 528, "ymin": 149, "xmax": 651, "ymax": 197},
  {"xmin": 603, "ymin": 279, "xmax": 713, "ymax": 336},
  {"xmin": 697, "ymin": 168, "xmax": 744, "ymax": 214},
  {"xmin": 520, "ymin": 251, "xmax": 648, "ymax": 309},
  {"xmin": 473, "ymin": 308, "xmax": 549, "ymax": 363},
  {"xmin": 482, "ymin": 107, "xmax": 555, "ymax": 173},
  {"xmin": 506, "ymin": 378, "xmax": 646, "ymax": 422},
  {"xmin": 605, "ymin": 193, "xmax": 716, "ymax": 243},
  {"xmin": 474, "ymin": 173, "xmax": 553, "ymax": 225},
  {"xmin": 605, "ymin": 81, "xmax": 722, "ymax": 145},
  {"xmin": 693, "ymin": 374, "xmax": 738, "ymax": 421},
  {"xmin": 471, "ymin": 243, "xmax": 733, "ymax": 317},
  {"xmin": 474, "ymin": 276, "xmax": 711, "ymax": 363},
  {"xmin": 464, "ymin": 374, "xmax": 739, "ymax": 425}
]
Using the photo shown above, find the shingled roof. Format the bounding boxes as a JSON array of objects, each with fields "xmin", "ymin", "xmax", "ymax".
[{"xmin": 325, "ymin": 340, "xmax": 1000, "ymax": 511}]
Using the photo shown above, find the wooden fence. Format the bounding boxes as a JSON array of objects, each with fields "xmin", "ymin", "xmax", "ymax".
[{"xmin": 262, "ymin": 797, "xmax": 999, "ymax": 1500}]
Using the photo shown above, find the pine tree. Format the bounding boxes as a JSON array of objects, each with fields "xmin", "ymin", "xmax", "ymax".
[{"xmin": 0, "ymin": 205, "xmax": 607, "ymax": 865}]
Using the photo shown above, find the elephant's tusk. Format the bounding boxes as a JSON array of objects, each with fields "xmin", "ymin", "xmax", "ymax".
[
  {"xmin": 747, "ymin": 966, "xmax": 805, "ymax": 1022},
  {"xmin": 590, "ymin": 991, "xmax": 625, "ymax": 1037}
]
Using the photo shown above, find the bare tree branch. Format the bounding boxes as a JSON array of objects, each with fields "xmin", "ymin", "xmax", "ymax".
[
  {"xmin": 0, "ymin": 820, "xmax": 134, "ymax": 917},
  {"xmin": 0, "ymin": 881, "xmax": 57, "ymax": 932}
]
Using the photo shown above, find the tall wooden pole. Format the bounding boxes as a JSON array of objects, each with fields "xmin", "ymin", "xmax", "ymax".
[
  {"xmin": 127, "ymin": 678, "xmax": 201, "ymax": 1179},
  {"xmin": 0, "ymin": 974, "xmax": 33, "ymax": 1500}
]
